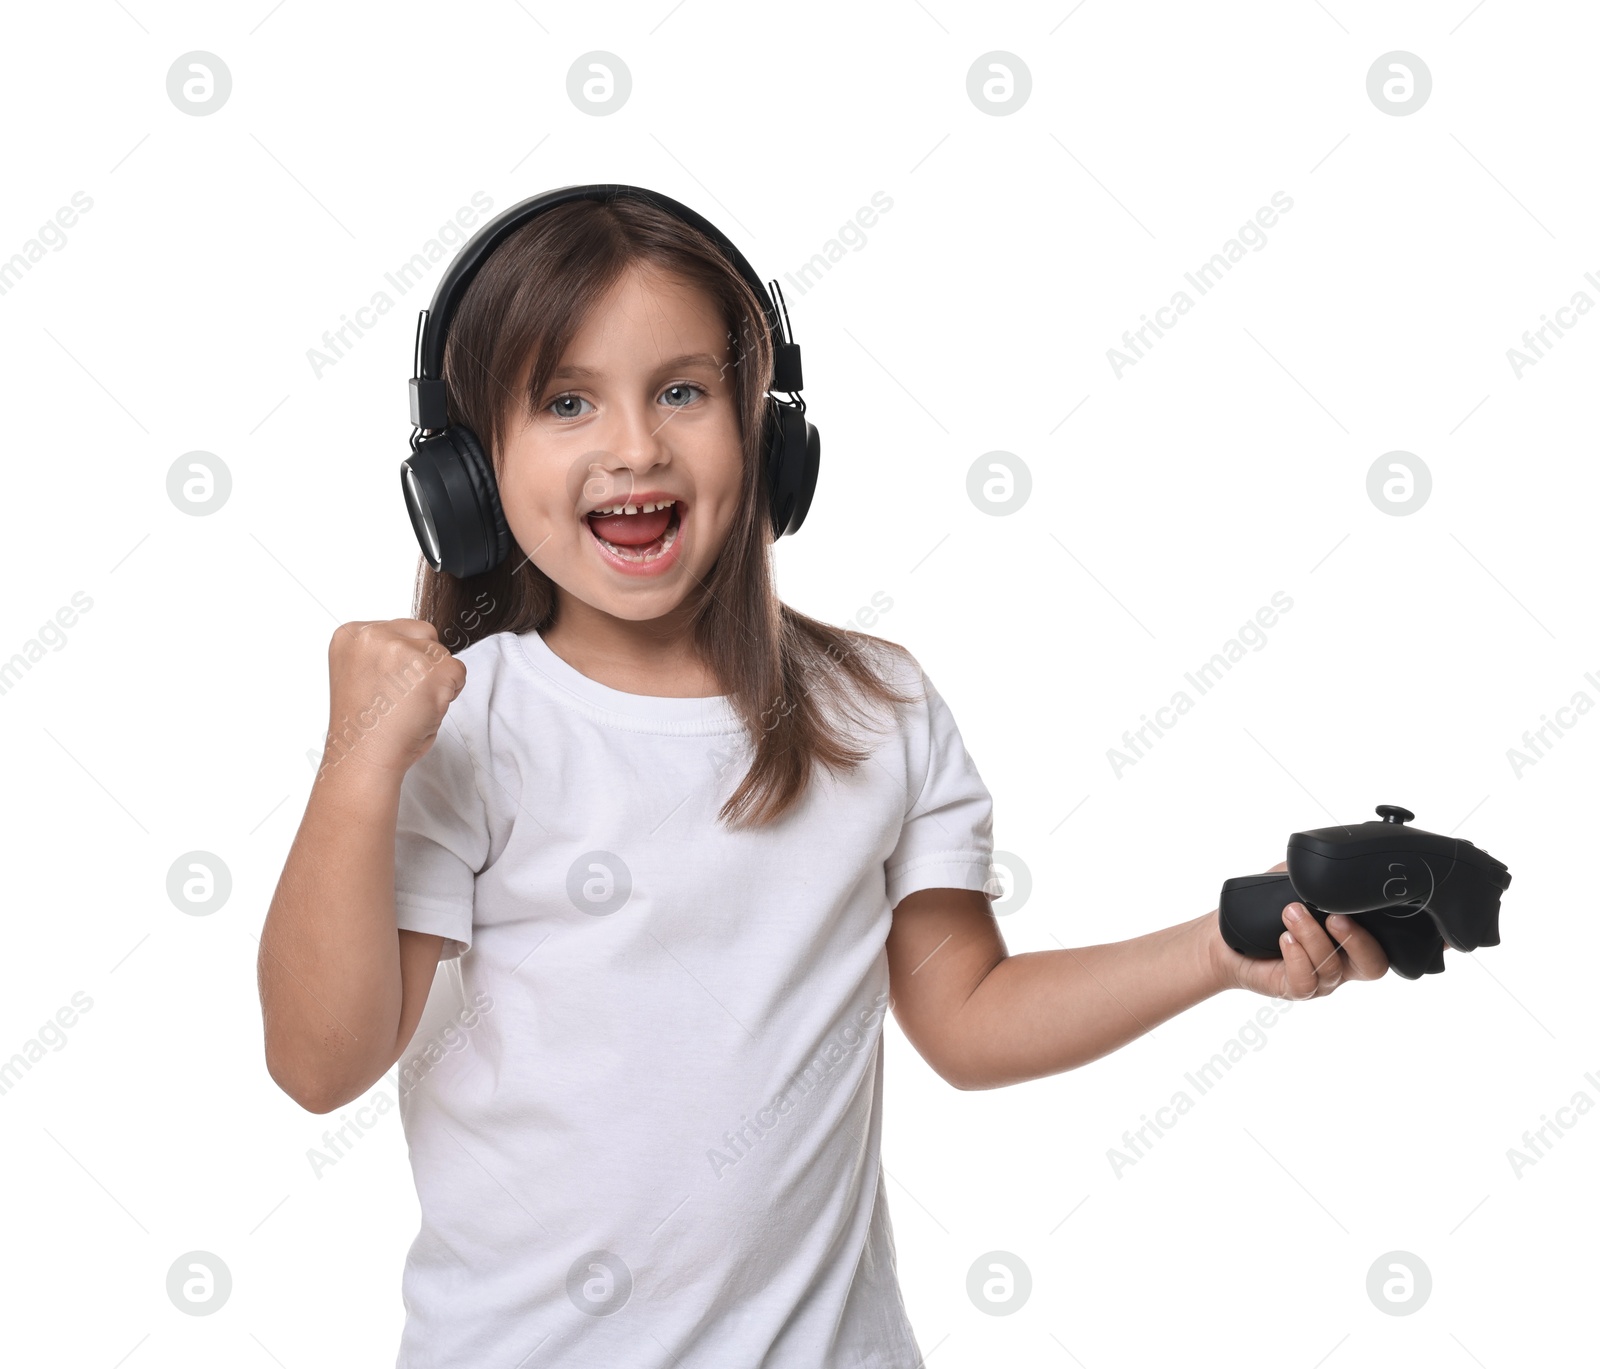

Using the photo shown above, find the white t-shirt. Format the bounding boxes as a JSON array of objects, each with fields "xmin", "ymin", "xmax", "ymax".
[{"xmin": 390, "ymin": 626, "xmax": 997, "ymax": 1368}]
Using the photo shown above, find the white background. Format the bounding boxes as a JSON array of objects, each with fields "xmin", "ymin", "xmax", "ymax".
[{"xmin": 1, "ymin": 1, "xmax": 1593, "ymax": 1364}]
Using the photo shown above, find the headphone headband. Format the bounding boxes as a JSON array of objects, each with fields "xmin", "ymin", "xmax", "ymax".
[{"xmin": 408, "ymin": 182, "xmax": 803, "ymax": 438}]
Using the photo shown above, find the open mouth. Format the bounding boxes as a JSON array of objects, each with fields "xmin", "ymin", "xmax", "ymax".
[{"xmin": 584, "ymin": 498, "xmax": 683, "ymax": 566}]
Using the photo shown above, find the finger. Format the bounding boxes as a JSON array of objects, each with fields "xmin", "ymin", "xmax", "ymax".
[
  {"xmin": 1324, "ymin": 914, "xmax": 1390, "ymax": 980},
  {"xmin": 1283, "ymin": 904, "xmax": 1344, "ymax": 993},
  {"xmin": 1265, "ymin": 859, "xmax": 1288, "ymax": 874},
  {"xmin": 1279, "ymin": 929, "xmax": 1321, "ymax": 1000},
  {"xmin": 386, "ymin": 618, "xmax": 443, "ymax": 641}
]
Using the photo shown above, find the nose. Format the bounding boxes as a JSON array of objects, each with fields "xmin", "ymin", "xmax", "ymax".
[{"xmin": 580, "ymin": 393, "xmax": 673, "ymax": 508}]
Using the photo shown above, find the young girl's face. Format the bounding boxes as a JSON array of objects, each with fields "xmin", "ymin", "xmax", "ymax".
[{"xmin": 497, "ymin": 263, "xmax": 745, "ymax": 625}]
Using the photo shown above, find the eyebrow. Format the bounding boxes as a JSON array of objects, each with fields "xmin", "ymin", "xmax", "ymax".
[{"xmin": 549, "ymin": 352, "xmax": 725, "ymax": 380}]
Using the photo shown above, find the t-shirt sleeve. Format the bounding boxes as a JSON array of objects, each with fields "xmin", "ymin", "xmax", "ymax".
[
  {"xmin": 394, "ymin": 710, "xmax": 491, "ymax": 961},
  {"xmin": 884, "ymin": 666, "xmax": 999, "ymax": 910}
]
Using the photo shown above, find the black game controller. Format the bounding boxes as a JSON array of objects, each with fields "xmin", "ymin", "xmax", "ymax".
[{"xmin": 1217, "ymin": 805, "xmax": 1512, "ymax": 980}]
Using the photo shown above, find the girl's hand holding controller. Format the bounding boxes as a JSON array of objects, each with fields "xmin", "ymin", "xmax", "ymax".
[
  {"xmin": 1209, "ymin": 861, "xmax": 1394, "ymax": 1000},
  {"xmin": 324, "ymin": 619, "xmax": 466, "ymax": 781}
]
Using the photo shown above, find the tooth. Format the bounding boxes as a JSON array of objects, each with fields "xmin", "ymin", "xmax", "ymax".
[{"xmin": 588, "ymin": 499, "xmax": 678, "ymax": 517}]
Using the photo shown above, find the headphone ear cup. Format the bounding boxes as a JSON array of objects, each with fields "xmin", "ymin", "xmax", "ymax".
[
  {"xmin": 451, "ymin": 426, "xmax": 513, "ymax": 573},
  {"xmin": 763, "ymin": 397, "xmax": 821, "ymax": 539},
  {"xmin": 400, "ymin": 425, "xmax": 512, "ymax": 578}
]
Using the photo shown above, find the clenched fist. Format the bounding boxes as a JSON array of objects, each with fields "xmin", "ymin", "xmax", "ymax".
[{"xmin": 319, "ymin": 619, "xmax": 466, "ymax": 782}]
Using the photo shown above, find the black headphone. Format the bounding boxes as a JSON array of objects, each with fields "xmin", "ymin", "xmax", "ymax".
[{"xmin": 401, "ymin": 183, "xmax": 820, "ymax": 578}]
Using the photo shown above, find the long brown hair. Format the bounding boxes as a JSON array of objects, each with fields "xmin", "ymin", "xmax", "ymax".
[{"xmin": 411, "ymin": 192, "xmax": 918, "ymax": 829}]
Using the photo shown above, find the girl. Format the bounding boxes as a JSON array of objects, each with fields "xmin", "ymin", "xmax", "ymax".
[{"xmin": 258, "ymin": 191, "xmax": 1390, "ymax": 1368}]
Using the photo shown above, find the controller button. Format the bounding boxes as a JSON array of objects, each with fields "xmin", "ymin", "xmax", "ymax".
[{"xmin": 1376, "ymin": 804, "xmax": 1415, "ymax": 824}]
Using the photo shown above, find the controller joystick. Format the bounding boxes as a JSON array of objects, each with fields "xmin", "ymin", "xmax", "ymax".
[{"xmin": 1216, "ymin": 805, "xmax": 1511, "ymax": 980}]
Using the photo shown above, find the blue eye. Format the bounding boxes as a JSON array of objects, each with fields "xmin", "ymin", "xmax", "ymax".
[
  {"xmin": 547, "ymin": 393, "xmax": 593, "ymax": 420},
  {"xmin": 661, "ymin": 382, "xmax": 705, "ymax": 408}
]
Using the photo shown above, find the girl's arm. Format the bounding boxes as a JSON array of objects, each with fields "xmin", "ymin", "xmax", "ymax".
[
  {"xmin": 886, "ymin": 868, "xmax": 1389, "ymax": 1092},
  {"xmin": 257, "ymin": 763, "xmax": 443, "ymax": 1113},
  {"xmin": 257, "ymin": 620, "xmax": 465, "ymax": 1113}
]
